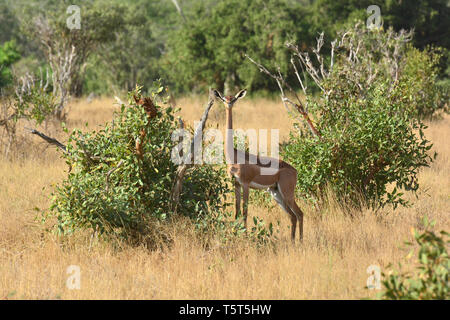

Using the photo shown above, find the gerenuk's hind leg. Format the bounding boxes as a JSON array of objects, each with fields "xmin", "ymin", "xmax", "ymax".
[
  {"xmin": 277, "ymin": 170, "xmax": 304, "ymax": 242},
  {"xmin": 268, "ymin": 186, "xmax": 297, "ymax": 242}
]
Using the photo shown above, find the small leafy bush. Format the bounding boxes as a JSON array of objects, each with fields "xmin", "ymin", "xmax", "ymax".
[
  {"xmin": 379, "ymin": 219, "xmax": 449, "ymax": 300},
  {"xmin": 250, "ymin": 216, "xmax": 279, "ymax": 247},
  {"xmin": 0, "ymin": 40, "xmax": 20, "ymax": 89},
  {"xmin": 45, "ymin": 85, "xmax": 230, "ymax": 242},
  {"xmin": 400, "ymin": 46, "xmax": 449, "ymax": 118},
  {"xmin": 1, "ymin": 73, "xmax": 56, "ymax": 156}
]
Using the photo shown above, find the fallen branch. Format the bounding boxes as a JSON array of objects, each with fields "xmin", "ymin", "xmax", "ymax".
[
  {"xmin": 24, "ymin": 127, "xmax": 67, "ymax": 152},
  {"xmin": 25, "ymin": 127, "xmax": 114, "ymax": 164}
]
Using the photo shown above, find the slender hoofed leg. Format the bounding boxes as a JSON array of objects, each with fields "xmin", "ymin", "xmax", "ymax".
[
  {"xmin": 278, "ymin": 170, "xmax": 305, "ymax": 243},
  {"xmin": 285, "ymin": 198, "xmax": 303, "ymax": 242},
  {"xmin": 242, "ymin": 183, "xmax": 249, "ymax": 229},
  {"xmin": 269, "ymin": 186, "xmax": 297, "ymax": 242},
  {"xmin": 234, "ymin": 179, "xmax": 241, "ymax": 219}
]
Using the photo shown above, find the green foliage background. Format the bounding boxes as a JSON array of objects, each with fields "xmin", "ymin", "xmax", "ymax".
[
  {"xmin": 0, "ymin": 41, "xmax": 20, "ymax": 88},
  {"xmin": 1, "ymin": 0, "xmax": 448, "ymax": 97}
]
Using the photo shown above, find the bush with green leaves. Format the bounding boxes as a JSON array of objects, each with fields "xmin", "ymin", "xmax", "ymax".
[
  {"xmin": 45, "ymin": 85, "xmax": 230, "ymax": 241},
  {"xmin": 0, "ymin": 40, "xmax": 20, "ymax": 88},
  {"xmin": 379, "ymin": 219, "xmax": 449, "ymax": 300},
  {"xmin": 400, "ymin": 46, "xmax": 449, "ymax": 118},
  {"xmin": 272, "ymin": 25, "xmax": 437, "ymax": 209}
]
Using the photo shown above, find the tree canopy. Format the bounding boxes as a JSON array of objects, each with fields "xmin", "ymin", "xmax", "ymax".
[{"xmin": 1, "ymin": 0, "xmax": 448, "ymax": 96}]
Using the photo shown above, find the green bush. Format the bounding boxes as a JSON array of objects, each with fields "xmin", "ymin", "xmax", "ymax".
[
  {"xmin": 400, "ymin": 46, "xmax": 449, "ymax": 118},
  {"xmin": 44, "ymin": 84, "xmax": 230, "ymax": 242},
  {"xmin": 280, "ymin": 25, "xmax": 436, "ymax": 209},
  {"xmin": 0, "ymin": 40, "xmax": 20, "ymax": 88},
  {"xmin": 379, "ymin": 219, "xmax": 449, "ymax": 300}
]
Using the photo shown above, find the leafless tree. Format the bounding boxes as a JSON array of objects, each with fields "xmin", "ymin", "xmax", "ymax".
[{"xmin": 34, "ymin": 16, "xmax": 77, "ymax": 120}]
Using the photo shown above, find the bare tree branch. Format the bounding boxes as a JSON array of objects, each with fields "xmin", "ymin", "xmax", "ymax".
[
  {"xmin": 0, "ymin": 114, "xmax": 15, "ymax": 127},
  {"xmin": 171, "ymin": 0, "xmax": 187, "ymax": 23},
  {"xmin": 245, "ymin": 54, "xmax": 322, "ymax": 138},
  {"xmin": 170, "ymin": 90, "xmax": 215, "ymax": 213},
  {"xmin": 24, "ymin": 127, "xmax": 114, "ymax": 165},
  {"xmin": 34, "ymin": 16, "xmax": 77, "ymax": 120}
]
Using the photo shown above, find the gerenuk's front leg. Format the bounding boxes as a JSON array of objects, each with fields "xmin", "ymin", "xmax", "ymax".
[
  {"xmin": 242, "ymin": 184, "xmax": 249, "ymax": 229},
  {"xmin": 234, "ymin": 179, "xmax": 241, "ymax": 219}
]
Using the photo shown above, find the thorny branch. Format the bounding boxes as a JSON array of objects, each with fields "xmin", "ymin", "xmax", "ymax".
[{"xmin": 25, "ymin": 127, "xmax": 114, "ymax": 166}]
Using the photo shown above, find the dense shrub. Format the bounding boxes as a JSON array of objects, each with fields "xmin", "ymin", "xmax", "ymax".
[
  {"xmin": 277, "ymin": 25, "xmax": 438, "ymax": 209},
  {"xmin": 44, "ymin": 85, "xmax": 230, "ymax": 241}
]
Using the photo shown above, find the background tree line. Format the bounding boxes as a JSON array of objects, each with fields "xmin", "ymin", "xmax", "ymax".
[{"xmin": 0, "ymin": 0, "xmax": 449, "ymax": 97}]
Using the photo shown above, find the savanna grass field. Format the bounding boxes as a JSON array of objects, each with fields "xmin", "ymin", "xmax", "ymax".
[
  {"xmin": 0, "ymin": 96, "xmax": 448, "ymax": 299},
  {"xmin": 0, "ymin": 0, "xmax": 449, "ymax": 303}
]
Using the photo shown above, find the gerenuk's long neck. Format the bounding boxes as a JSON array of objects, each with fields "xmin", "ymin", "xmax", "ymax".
[{"xmin": 225, "ymin": 107, "xmax": 235, "ymax": 164}]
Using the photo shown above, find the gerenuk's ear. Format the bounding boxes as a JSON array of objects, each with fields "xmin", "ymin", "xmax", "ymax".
[
  {"xmin": 235, "ymin": 89, "xmax": 247, "ymax": 100},
  {"xmin": 212, "ymin": 89, "xmax": 225, "ymax": 102}
]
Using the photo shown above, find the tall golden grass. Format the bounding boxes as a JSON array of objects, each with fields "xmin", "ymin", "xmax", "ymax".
[{"xmin": 0, "ymin": 96, "xmax": 448, "ymax": 299}]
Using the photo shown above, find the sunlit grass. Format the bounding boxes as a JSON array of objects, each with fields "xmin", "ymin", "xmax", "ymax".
[{"xmin": 0, "ymin": 96, "xmax": 448, "ymax": 299}]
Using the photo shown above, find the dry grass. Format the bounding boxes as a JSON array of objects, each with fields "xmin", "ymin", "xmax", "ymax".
[{"xmin": 0, "ymin": 96, "xmax": 448, "ymax": 299}]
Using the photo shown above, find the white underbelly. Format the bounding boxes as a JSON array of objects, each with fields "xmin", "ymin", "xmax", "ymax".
[
  {"xmin": 234, "ymin": 176, "xmax": 275, "ymax": 190},
  {"xmin": 249, "ymin": 181, "xmax": 274, "ymax": 190}
]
